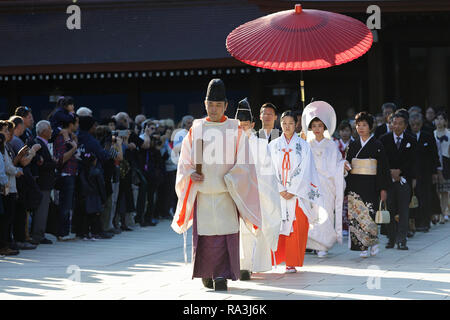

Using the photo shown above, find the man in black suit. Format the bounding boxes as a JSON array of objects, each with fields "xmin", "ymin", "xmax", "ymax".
[
  {"xmin": 379, "ymin": 112, "xmax": 418, "ymax": 250},
  {"xmin": 409, "ymin": 113, "xmax": 440, "ymax": 232},
  {"xmin": 375, "ymin": 102, "xmax": 396, "ymax": 139},
  {"xmin": 257, "ymin": 103, "xmax": 280, "ymax": 142},
  {"xmin": 30, "ymin": 120, "xmax": 57, "ymax": 245}
]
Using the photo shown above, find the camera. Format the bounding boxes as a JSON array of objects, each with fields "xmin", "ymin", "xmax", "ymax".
[{"xmin": 112, "ymin": 130, "xmax": 128, "ymax": 137}]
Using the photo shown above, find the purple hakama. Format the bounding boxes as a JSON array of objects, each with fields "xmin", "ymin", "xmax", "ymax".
[{"xmin": 191, "ymin": 209, "xmax": 240, "ymax": 281}]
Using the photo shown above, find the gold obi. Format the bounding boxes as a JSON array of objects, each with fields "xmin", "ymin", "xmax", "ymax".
[{"xmin": 350, "ymin": 158, "xmax": 377, "ymax": 175}]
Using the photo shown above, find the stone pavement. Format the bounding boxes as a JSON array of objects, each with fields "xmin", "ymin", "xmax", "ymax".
[{"xmin": 1, "ymin": 218, "xmax": 450, "ymax": 300}]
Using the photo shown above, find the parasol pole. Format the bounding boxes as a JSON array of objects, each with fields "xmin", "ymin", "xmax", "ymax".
[{"xmin": 300, "ymin": 70, "xmax": 305, "ymax": 110}]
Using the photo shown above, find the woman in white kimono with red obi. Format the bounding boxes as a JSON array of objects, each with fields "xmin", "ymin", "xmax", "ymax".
[
  {"xmin": 269, "ymin": 111, "xmax": 324, "ymax": 273},
  {"xmin": 302, "ymin": 101, "xmax": 350, "ymax": 258}
]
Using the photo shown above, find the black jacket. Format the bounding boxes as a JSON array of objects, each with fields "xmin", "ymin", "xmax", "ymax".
[
  {"xmin": 32, "ymin": 137, "xmax": 57, "ymax": 191},
  {"xmin": 379, "ymin": 131, "xmax": 419, "ymax": 183},
  {"xmin": 412, "ymin": 130, "xmax": 440, "ymax": 178}
]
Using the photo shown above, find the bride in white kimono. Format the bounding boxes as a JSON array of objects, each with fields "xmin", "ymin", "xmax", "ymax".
[{"xmin": 302, "ymin": 101, "xmax": 350, "ymax": 257}]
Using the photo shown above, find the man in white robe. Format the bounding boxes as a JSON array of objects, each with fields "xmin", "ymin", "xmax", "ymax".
[
  {"xmin": 171, "ymin": 79, "xmax": 261, "ymax": 291},
  {"xmin": 234, "ymin": 98, "xmax": 281, "ymax": 280}
]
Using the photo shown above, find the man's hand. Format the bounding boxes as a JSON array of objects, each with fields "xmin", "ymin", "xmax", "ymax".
[
  {"xmin": 380, "ymin": 190, "xmax": 387, "ymax": 202},
  {"xmin": 280, "ymin": 191, "xmax": 295, "ymax": 200},
  {"xmin": 191, "ymin": 172, "xmax": 204, "ymax": 182},
  {"xmin": 390, "ymin": 169, "xmax": 401, "ymax": 182},
  {"xmin": 15, "ymin": 170, "xmax": 23, "ymax": 177},
  {"xmin": 115, "ymin": 136, "xmax": 123, "ymax": 146},
  {"xmin": 344, "ymin": 161, "xmax": 351, "ymax": 172},
  {"xmin": 31, "ymin": 144, "xmax": 41, "ymax": 153},
  {"xmin": 17, "ymin": 146, "xmax": 29, "ymax": 158}
]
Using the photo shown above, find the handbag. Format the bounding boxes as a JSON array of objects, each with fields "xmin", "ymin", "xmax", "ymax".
[
  {"xmin": 375, "ymin": 200, "xmax": 390, "ymax": 224},
  {"xmin": 409, "ymin": 190, "xmax": 419, "ymax": 209}
]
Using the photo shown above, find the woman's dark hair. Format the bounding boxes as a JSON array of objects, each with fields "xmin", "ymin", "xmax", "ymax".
[
  {"xmin": 61, "ymin": 114, "xmax": 78, "ymax": 129},
  {"xmin": 338, "ymin": 120, "xmax": 352, "ymax": 132},
  {"xmin": 280, "ymin": 110, "xmax": 297, "ymax": 123},
  {"xmin": 355, "ymin": 111, "xmax": 374, "ymax": 130},
  {"xmin": 436, "ymin": 111, "xmax": 448, "ymax": 122},
  {"xmin": 0, "ymin": 120, "xmax": 11, "ymax": 132},
  {"xmin": 57, "ymin": 96, "xmax": 74, "ymax": 109},
  {"xmin": 307, "ymin": 117, "xmax": 327, "ymax": 130},
  {"xmin": 0, "ymin": 133, "xmax": 5, "ymax": 154},
  {"xmin": 9, "ymin": 115, "xmax": 23, "ymax": 127}
]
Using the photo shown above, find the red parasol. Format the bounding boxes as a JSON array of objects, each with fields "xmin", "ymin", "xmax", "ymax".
[{"xmin": 226, "ymin": 4, "xmax": 373, "ymax": 107}]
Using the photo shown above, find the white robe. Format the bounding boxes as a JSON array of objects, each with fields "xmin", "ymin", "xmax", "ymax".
[
  {"xmin": 239, "ymin": 132, "xmax": 282, "ymax": 272},
  {"xmin": 306, "ymin": 138, "xmax": 346, "ymax": 251},
  {"xmin": 171, "ymin": 117, "xmax": 262, "ymax": 236},
  {"xmin": 269, "ymin": 133, "xmax": 325, "ymax": 237}
]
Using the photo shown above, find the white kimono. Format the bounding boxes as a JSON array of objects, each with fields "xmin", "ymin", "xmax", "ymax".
[
  {"xmin": 306, "ymin": 138, "xmax": 346, "ymax": 251},
  {"xmin": 172, "ymin": 117, "xmax": 262, "ymax": 235},
  {"xmin": 269, "ymin": 133, "xmax": 325, "ymax": 237},
  {"xmin": 240, "ymin": 132, "xmax": 282, "ymax": 272}
]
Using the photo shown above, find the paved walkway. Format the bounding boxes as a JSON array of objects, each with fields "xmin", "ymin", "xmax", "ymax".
[{"xmin": 1, "ymin": 218, "xmax": 450, "ymax": 300}]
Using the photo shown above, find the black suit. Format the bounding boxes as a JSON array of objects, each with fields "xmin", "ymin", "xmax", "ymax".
[
  {"xmin": 379, "ymin": 131, "xmax": 418, "ymax": 245},
  {"xmin": 410, "ymin": 130, "xmax": 440, "ymax": 229},
  {"xmin": 31, "ymin": 137, "xmax": 57, "ymax": 242}
]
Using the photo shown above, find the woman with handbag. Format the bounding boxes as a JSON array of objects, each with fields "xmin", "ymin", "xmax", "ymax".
[{"xmin": 345, "ymin": 112, "xmax": 391, "ymax": 258}]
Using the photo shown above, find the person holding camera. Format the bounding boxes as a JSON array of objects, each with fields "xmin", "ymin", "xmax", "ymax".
[
  {"xmin": 54, "ymin": 115, "xmax": 79, "ymax": 241},
  {"xmin": 0, "ymin": 121, "xmax": 23, "ymax": 256},
  {"xmin": 140, "ymin": 121, "xmax": 164, "ymax": 226},
  {"xmin": 77, "ymin": 116, "xmax": 123, "ymax": 236}
]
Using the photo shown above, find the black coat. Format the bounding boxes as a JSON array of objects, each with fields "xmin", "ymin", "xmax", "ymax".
[
  {"xmin": 412, "ymin": 130, "xmax": 440, "ymax": 178},
  {"xmin": 32, "ymin": 137, "xmax": 57, "ymax": 191},
  {"xmin": 379, "ymin": 131, "xmax": 419, "ymax": 183}
]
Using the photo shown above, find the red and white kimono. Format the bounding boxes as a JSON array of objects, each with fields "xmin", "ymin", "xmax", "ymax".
[{"xmin": 269, "ymin": 133, "xmax": 324, "ymax": 267}]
